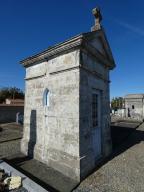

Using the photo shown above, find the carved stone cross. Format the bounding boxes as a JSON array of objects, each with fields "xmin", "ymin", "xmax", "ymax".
[{"xmin": 91, "ymin": 7, "xmax": 102, "ymax": 31}]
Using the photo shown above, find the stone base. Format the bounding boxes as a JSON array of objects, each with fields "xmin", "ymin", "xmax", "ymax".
[
  {"xmin": 21, "ymin": 139, "xmax": 80, "ymax": 181},
  {"xmin": 21, "ymin": 137, "xmax": 112, "ymax": 182}
]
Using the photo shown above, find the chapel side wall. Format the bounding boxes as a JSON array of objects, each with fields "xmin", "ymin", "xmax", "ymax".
[
  {"xmin": 79, "ymin": 51, "xmax": 111, "ymax": 179},
  {"xmin": 21, "ymin": 50, "xmax": 81, "ymax": 181}
]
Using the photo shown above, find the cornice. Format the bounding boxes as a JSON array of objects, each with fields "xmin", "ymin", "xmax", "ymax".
[
  {"xmin": 20, "ymin": 35, "xmax": 84, "ymax": 67},
  {"xmin": 20, "ymin": 31, "xmax": 115, "ymax": 70}
]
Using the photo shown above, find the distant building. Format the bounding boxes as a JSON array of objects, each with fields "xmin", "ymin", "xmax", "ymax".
[
  {"xmin": 5, "ymin": 99, "xmax": 24, "ymax": 105},
  {"xmin": 124, "ymin": 94, "xmax": 144, "ymax": 121}
]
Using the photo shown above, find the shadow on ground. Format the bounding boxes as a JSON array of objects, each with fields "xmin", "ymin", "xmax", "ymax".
[
  {"xmin": 3, "ymin": 121, "xmax": 144, "ymax": 192},
  {"xmin": 111, "ymin": 121, "xmax": 144, "ymax": 158},
  {"xmin": 111, "ymin": 122, "xmax": 139, "ymax": 149},
  {"xmin": 4, "ymin": 155, "xmax": 78, "ymax": 192},
  {"xmin": 4, "ymin": 156, "xmax": 60, "ymax": 192},
  {"xmin": 86, "ymin": 121, "xmax": 144, "ymax": 179}
]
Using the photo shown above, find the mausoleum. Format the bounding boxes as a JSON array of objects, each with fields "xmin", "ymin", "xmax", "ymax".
[
  {"xmin": 124, "ymin": 94, "xmax": 144, "ymax": 121},
  {"xmin": 20, "ymin": 8, "xmax": 115, "ymax": 181}
]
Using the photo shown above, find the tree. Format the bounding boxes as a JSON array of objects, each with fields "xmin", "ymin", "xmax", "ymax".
[
  {"xmin": 0, "ymin": 87, "xmax": 24, "ymax": 103},
  {"xmin": 111, "ymin": 97, "xmax": 124, "ymax": 110}
]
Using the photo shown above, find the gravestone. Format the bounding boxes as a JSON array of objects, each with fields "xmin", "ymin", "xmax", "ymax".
[{"xmin": 16, "ymin": 112, "xmax": 23, "ymax": 125}]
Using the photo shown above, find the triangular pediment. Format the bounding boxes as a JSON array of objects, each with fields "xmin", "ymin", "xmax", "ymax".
[{"xmin": 83, "ymin": 29, "xmax": 115, "ymax": 69}]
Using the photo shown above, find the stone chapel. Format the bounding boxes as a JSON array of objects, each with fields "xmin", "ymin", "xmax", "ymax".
[{"xmin": 20, "ymin": 8, "xmax": 115, "ymax": 181}]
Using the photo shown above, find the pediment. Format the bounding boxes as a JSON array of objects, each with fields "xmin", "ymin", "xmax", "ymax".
[{"xmin": 84, "ymin": 30, "xmax": 115, "ymax": 69}]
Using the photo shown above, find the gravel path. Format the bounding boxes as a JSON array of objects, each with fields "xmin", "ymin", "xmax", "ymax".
[
  {"xmin": 3, "ymin": 122, "xmax": 144, "ymax": 192},
  {"xmin": 0, "ymin": 123, "xmax": 22, "ymax": 142},
  {"xmin": 0, "ymin": 123, "xmax": 22, "ymax": 159},
  {"xmin": 74, "ymin": 122, "xmax": 144, "ymax": 192}
]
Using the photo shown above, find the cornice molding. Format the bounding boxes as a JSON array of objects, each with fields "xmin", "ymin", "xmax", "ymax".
[
  {"xmin": 20, "ymin": 32, "xmax": 115, "ymax": 70},
  {"xmin": 20, "ymin": 35, "xmax": 83, "ymax": 67}
]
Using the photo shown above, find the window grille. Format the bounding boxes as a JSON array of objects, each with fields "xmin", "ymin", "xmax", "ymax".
[{"xmin": 92, "ymin": 94, "xmax": 98, "ymax": 127}]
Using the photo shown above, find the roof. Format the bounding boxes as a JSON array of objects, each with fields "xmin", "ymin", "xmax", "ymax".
[
  {"xmin": 20, "ymin": 33, "xmax": 83, "ymax": 66},
  {"xmin": 20, "ymin": 30, "xmax": 115, "ymax": 69},
  {"xmin": 124, "ymin": 94, "xmax": 144, "ymax": 99}
]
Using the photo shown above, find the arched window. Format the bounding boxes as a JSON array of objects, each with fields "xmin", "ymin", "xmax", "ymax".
[{"xmin": 43, "ymin": 89, "xmax": 50, "ymax": 107}]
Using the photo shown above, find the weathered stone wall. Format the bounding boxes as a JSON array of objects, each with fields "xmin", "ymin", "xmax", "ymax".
[
  {"xmin": 21, "ymin": 50, "xmax": 81, "ymax": 181},
  {"xmin": 22, "ymin": 47, "xmax": 112, "ymax": 181},
  {"xmin": 0, "ymin": 105, "xmax": 24, "ymax": 123},
  {"xmin": 79, "ymin": 51, "xmax": 111, "ymax": 179}
]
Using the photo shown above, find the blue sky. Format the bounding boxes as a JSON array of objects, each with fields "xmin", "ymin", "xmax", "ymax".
[{"xmin": 0, "ymin": 0, "xmax": 144, "ymax": 98}]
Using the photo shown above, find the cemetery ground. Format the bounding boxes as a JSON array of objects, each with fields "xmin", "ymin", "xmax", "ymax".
[{"xmin": 0, "ymin": 120, "xmax": 144, "ymax": 192}]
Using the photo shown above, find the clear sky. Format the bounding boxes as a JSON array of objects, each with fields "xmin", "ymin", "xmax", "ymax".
[{"xmin": 0, "ymin": 0, "xmax": 144, "ymax": 98}]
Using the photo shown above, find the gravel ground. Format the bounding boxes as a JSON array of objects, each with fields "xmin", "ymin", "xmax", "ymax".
[
  {"xmin": 74, "ymin": 122, "xmax": 144, "ymax": 192},
  {"xmin": 0, "ymin": 123, "xmax": 22, "ymax": 159},
  {"xmin": 0, "ymin": 123, "xmax": 22, "ymax": 142},
  {"xmin": 3, "ymin": 122, "xmax": 144, "ymax": 192}
]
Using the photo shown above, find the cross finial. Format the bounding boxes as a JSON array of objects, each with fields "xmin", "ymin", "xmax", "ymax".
[{"xmin": 91, "ymin": 7, "xmax": 102, "ymax": 31}]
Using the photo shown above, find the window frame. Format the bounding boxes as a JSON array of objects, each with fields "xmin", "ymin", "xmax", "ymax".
[{"xmin": 43, "ymin": 88, "xmax": 50, "ymax": 107}]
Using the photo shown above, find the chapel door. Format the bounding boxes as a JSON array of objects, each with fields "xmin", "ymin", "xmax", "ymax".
[{"xmin": 92, "ymin": 90, "xmax": 102, "ymax": 160}]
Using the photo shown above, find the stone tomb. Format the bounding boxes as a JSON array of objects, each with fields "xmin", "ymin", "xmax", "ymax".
[
  {"xmin": 20, "ymin": 8, "xmax": 115, "ymax": 181},
  {"xmin": 124, "ymin": 94, "xmax": 144, "ymax": 121}
]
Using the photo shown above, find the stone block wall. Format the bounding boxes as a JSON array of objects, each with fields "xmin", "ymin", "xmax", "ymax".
[
  {"xmin": 21, "ymin": 30, "xmax": 114, "ymax": 182},
  {"xmin": 21, "ymin": 50, "xmax": 81, "ymax": 181}
]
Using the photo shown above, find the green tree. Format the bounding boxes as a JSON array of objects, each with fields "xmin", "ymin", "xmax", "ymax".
[
  {"xmin": 0, "ymin": 87, "xmax": 24, "ymax": 103},
  {"xmin": 111, "ymin": 97, "xmax": 124, "ymax": 110}
]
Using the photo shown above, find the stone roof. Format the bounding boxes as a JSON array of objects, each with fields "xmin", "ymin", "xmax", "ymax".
[{"xmin": 124, "ymin": 94, "xmax": 144, "ymax": 99}]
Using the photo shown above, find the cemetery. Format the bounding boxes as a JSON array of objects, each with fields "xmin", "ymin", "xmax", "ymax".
[{"xmin": 0, "ymin": 4, "xmax": 144, "ymax": 192}]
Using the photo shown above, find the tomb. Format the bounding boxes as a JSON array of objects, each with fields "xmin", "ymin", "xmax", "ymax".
[{"xmin": 20, "ymin": 8, "xmax": 115, "ymax": 181}]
